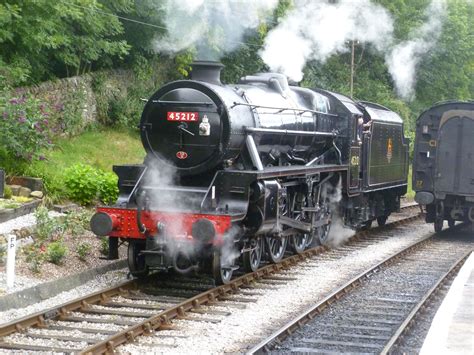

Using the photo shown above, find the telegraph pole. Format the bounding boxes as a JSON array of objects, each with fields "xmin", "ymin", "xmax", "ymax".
[{"xmin": 350, "ymin": 39, "xmax": 355, "ymax": 98}]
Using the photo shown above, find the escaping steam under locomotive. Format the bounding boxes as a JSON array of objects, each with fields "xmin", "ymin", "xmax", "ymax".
[{"xmin": 90, "ymin": 61, "xmax": 409, "ymax": 284}]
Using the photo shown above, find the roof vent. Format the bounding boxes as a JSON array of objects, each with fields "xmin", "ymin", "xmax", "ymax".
[{"xmin": 190, "ymin": 61, "xmax": 224, "ymax": 85}]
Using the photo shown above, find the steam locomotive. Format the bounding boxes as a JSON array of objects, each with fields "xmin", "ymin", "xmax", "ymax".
[
  {"xmin": 413, "ymin": 101, "xmax": 474, "ymax": 232},
  {"xmin": 90, "ymin": 61, "xmax": 409, "ymax": 284}
]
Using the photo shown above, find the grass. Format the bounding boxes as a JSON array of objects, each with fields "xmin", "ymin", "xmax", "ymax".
[{"xmin": 24, "ymin": 127, "xmax": 145, "ymax": 201}]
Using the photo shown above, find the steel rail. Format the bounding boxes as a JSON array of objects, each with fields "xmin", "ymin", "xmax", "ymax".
[
  {"xmin": 246, "ymin": 230, "xmax": 433, "ymax": 353},
  {"xmin": 0, "ymin": 204, "xmax": 420, "ymax": 354},
  {"xmin": 380, "ymin": 251, "xmax": 470, "ymax": 354},
  {"xmin": 0, "ymin": 280, "xmax": 138, "ymax": 338}
]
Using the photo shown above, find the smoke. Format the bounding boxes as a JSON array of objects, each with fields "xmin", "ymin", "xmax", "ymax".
[
  {"xmin": 153, "ymin": 0, "xmax": 278, "ymax": 60},
  {"xmin": 261, "ymin": 0, "xmax": 447, "ymax": 100},
  {"xmin": 385, "ymin": 1, "xmax": 447, "ymax": 100},
  {"xmin": 261, "ymin": 0, "xmax": 394, "ymax": 82}
]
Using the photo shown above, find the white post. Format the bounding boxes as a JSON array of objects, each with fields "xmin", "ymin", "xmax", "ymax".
[{"xmin": 6, "ymin": 234, "xmax": 16, "ymax": 290}]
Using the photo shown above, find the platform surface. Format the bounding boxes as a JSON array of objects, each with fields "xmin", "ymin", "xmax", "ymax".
[{"xmin": 420, "ymin": 252, "xmax": 474, "ymax": 355}]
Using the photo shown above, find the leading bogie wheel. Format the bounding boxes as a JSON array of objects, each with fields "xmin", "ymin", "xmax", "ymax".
[
  {"xmin": 243, "ymin": 237, "xmax": 264, "ymax": 272},
  {"xmin": 265, "ymin": 236, "xmax": 288, "ymax": 263},
  {"xmin": 434, "ymin": 218, "xmax": 444, "ymax": 233},
  {"xmin": 128, "ymin": 240, "xmax": 149, "ymax": 278},
  {"xmin": 212, "ymin": 249, "xmax": 234, "ymax": 285}
]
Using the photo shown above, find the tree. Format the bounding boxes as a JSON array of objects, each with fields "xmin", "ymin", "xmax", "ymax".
[{"xmin": 0, "ymin": 0, "xmax": 131, "ymax": 86}]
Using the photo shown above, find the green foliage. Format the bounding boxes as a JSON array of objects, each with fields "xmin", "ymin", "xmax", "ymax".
[
  {"xmin": 64, "ymin": 163, "xmax": 118, "ymax": 206},
  {"xmin": 413, "ymin": 1, "xmax": 474, "ymax": 108},
  {"xmin": 23, "ymin": 243, "xmax": 46, "ymax": 273},
  {"xmin": 65, "ymin": 208, "xmax": 94, "ymax": 236},
  {"xmin": 64, "ymin": 164, "xmax": 101, "ymax": 205},
  {"xmin": 174, "ymin": 50, "xmax": 195, "ymax": 78},
  {"xmin": 98, "ymin": 172, "xmax": 119, "ymax": 205},
  {"xmin": 99, "ymin": 236, "xmax": 109, "ymax": 256},
  {"xmin": 46, "ymin": 239, "xmax": 68, "ymax": 265},
  {"xmin": 76, "ymin": 241, "xmax": 91, "ymax": 261},
  {"xmin": 35, "ymin": 206, "xmax": 65, "ymax": 242},
  {"xmin": 0, "ymin": 89, "xmax": 53, "ymax": 161},
  {"xmin": 0, "ymin": 243, "xmax": 6, "ymax": 264},
  {"xmin": 0, "ymin": 200, "xmax": 20, "ymax": 209},
  {"xmin": 0, "ymin": 0, "xmax": 131, "ymax": 87},
  {"xmin": 3, "ymin": 185, "xmax": 12, "ymax": 199}
]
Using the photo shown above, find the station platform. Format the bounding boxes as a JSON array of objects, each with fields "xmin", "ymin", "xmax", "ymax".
[{"xmin": 420, "ymin": 252, "xmax": 474, "ymax": 354}]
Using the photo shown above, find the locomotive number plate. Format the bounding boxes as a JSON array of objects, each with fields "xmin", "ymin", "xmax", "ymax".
[{"xmin": 167, "ymin": 111, "xmax": 199, "ymax": 121}]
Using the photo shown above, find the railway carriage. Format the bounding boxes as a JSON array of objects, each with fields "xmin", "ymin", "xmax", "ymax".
[
  {"xmin": 413, "ymin": 101, "xmax": 474, "ymax": 232},
  {"xmin": 90, "ymin": 61, "xmax": 409, "ymax": 284}
]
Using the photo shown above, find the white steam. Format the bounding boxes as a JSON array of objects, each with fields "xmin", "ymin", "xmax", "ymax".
[
  {"xmin": 153, "ymin": 0, "xmax": 278, "ymax": 59},
  {"xmin": 261, "ymin": 0, "xmax": 447, "ymax": 100},
  {"xmin": 385, "ymin": 1, "xmax": 447, "ymax": 100},
  {"xmin": 261, "ymin": 0, "xmax": 394, "ymax": 82},
  {"xmin": 320, "ymin": 179, "xmax": 355, "ymax": 247}
]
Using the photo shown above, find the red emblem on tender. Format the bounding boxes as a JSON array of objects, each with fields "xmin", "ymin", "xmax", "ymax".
[{"xmin": 176, "ymin": 151, "xmax": 188, "ymax": 159}]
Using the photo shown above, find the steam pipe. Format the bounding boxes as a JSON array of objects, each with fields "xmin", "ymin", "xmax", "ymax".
[
  {"xmin": 246, "ymin": 135, "xmax": 264, "ymax": 171},
  {"xmin": 245, "ymin": 127, "xmax": 337, "ymax": 137},
  {"xmin": 172, "ymin": 252, "xmax": 199, "ymax": 274},
  {"xmin": 136, "ymin": 191, "xmax": 147, "ymax": 234}
]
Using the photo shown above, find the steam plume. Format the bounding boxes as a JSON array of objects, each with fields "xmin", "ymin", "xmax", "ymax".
[
  {"xmin": 261, "ymin": 0, "xmax": 447, "ymax": 101},
  {"xmin": 261, "ymin": 0, "xmax": 394, "ymax": 82},
  {"xmin": 385, "ymin": 1, "xmax": 447, "ymax": 100},
  {"xmin": 153, "ymin": 0, "xmax": 278, "ymax": 60}
]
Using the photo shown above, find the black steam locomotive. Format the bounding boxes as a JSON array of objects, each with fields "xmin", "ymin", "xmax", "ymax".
[
  {"xmin": 413, "ymin": 101, "xmax": 474, "ymax": 232},
  {"xmin": 91, "ymin": 62, "xmax": 409, "ymax": 284}
]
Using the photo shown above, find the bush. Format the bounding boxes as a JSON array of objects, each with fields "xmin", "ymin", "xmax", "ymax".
[
  {"xmin": 64, "ymin": 164, "xmax": 99, "ymax": 205},
  {"xmin": 64, "ymin": 164, "xmax": 118, "ymax": 206},
  {"xmin": 23, "ymin": 243, "xmax": 46, "ymax": 273},
  {"xmin": 3, "ymin": 185, "xmax": 12, "ymax": 199},
  {"xmin": 76, "ymin": 242, "xmax": 91, "ymax": 261},
  {"xmin": 46, "ymin": 240, "xmax": 68, "ymax": 265},
  {"xmin": 0, "ymin": 90, "xmax": 53, "ymax": 161},
  {"xmin": 100, "ymin": 236, "xmax": 109, "ymax": 256},
  {"xmin": 35, "ymin": 206, "xmax": 65, "ymax": 242},
  {"xmin": 98, "ymin": 171, "xmax": 119, "ymax": 205},
  {"xmin": 65, "ymin": 208, "xmax": 94, "ymax": 235}
]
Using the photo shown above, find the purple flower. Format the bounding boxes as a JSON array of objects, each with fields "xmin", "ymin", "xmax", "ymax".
[
  {"xmin": 34, "ymin": 123, "xmax": 43, "ymax": 132},
  {"xmin": 18, "ymin": 117, "xmax": 27, "ymax": 123},
  {"xmin": 2, "ymin": 112, "xmax": 7, "ymax": 119},
  {"xmin": 54, "ymin": 103, "xmax": 64, "ymax": 112},
  {"xmin": 43, "ymin": 119, "xmax": 49, "ymax": 125},
  {"xmin": 9, "ymin": 98, "xmax": 19, "ymax": 105},
  {"xmin": 39, "ymin": 155, "xmax": 46, "ymax": 161}
]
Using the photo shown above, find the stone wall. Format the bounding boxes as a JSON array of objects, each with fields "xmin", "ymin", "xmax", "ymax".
[{"xmin": 14, "ymin": 69, "xmax": 142, "ymax": 135}]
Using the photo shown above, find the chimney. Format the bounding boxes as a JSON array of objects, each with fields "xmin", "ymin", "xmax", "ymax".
[{"xmin": 190, "ymin": 61, "xmax": 224, "ymax": 85}]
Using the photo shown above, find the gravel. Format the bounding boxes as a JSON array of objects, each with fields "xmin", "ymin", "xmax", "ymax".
[
  {"xmin": 0, "ymin": 211, "xmax": 63, "ymax": 235},
  {"xmin": 0, "ymin": 268, "xmax": 129, "ymax": 325},
  {"xmin": 119, "ymin": 222, "xmax": 435, "ymax": 354},
  {"xmin": 276, "ymin": 239, "xmax": 471, "ymax": 353}
]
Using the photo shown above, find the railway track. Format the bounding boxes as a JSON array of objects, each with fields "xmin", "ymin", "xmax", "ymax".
[
  {"xmin": 0, "ymin": 204, "xmax": 421, "ymax": 353},
  {"xmin": 248, "ymin": 223, "xmax": 473, "ymax": 354}
]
